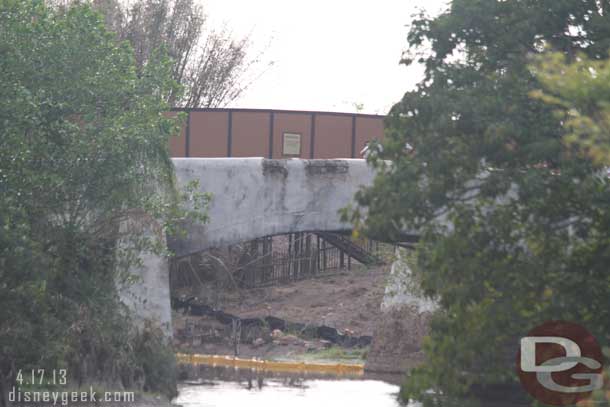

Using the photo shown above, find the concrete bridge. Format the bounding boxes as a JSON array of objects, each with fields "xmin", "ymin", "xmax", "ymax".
[
  {"xmin": 168, "ymin": 158, "xmax": 377, "ymax": 258},
  {"xmin": 124, "ymin": 157, "xmax": 430, "ymax": 374},
  {"xmin": 125, "ymin": 158, "xmax": 378, "ymax": 334}
]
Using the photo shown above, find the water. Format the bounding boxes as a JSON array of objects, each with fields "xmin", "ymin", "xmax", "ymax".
[
  {"xmin": 173, "ymin": 365, "xmax": 412, "ymax": 407},
  {"xmin": 175, "ymin": 379, "xmax": 408, "ymax": 407}
]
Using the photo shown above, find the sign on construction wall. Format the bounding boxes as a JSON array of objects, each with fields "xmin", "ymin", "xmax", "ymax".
[{"xmin": 283, "ymin": 132, "xmax": 301, "ymax": 156}]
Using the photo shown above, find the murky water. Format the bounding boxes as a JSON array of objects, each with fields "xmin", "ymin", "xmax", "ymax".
[
  {"xmin": 174, "ymin": 379, "xmax": 410, "ymax": 407},
  {"xmin": 173, "ymin": 365, "xmax": 413, "ymax": 407}
]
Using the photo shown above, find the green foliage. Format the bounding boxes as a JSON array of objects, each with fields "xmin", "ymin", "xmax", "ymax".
[
  {"xmin": 344, "ymin": 0, "xmax": 610, "ymax": 403},
  {"xmin": 132, "ymin": 326, "xmax": 179, "ymax": 399},
  {"xmin": 302, "ymin": 346, "xmax": 369, "ymax": 363},
  {"xmin": 531, "ymin": 51, "xmax": 610, "ymax": 165},
  {"xmin": 0, "ymin": 0, "xmax": 205, "ymax": 403}
]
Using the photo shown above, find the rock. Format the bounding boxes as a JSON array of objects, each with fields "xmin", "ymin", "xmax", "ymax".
[
  {"xmin": 189, "ymin": 303, "xmax": 214, "ymax": 317},
  {"xmin": 317, "ymin": 325, "xmax": 339, "ymax": 342},
  {"xmin": 265, "ymin": 316, "xmax": 286, "ymax": 331},
  {"xmin": 171, "ymin": 296, "xmax": 194, "ymax": 313},
  {"xmin": 252, "ymin": 338, "xmax": 265, "ymax": 347},
  {"xmin": 340, "ymin": 335, "xmax": 359, "ymax": 348},
  {"xmin": 319, "ymin": 340, "xmax": 332, "ymax": 348},
  {"xmin": 357, "ymin": 335, "xmax": 373, "ymax": 347},
  {"xmin": 271, "ymin": 329, "xmax": 283, "ymax": 338}
]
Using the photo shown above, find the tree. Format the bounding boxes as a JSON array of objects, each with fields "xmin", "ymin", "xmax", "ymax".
[
  {"xmin": 343, "ymin": 0, "xmax": 610, "ymax": 403},
  {"xmin": 531, "ymin": 51, "xmax": 610, "ymax": 166},
  {"xmin": 91, "ymin": 0, "xmax": 268, "ymax": 108},
  {"xmin": 529, "ymin": 50, "xmax": 610, "ymax": 407},
  {"xmin": 0, "ymin": 1, "xmax": 202, "ymax": 404}
]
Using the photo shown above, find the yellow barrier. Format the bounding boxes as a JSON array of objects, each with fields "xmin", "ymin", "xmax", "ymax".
[{"xmin": 176, "ymin": 353, "xmax": 364, "ymax": 376}]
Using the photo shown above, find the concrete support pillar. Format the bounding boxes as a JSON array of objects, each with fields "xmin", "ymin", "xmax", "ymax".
[
  {"xmin": 117, "ymin": 212, "xmax": 172, "ymax": 338},
  {"xmin": 365, "ymin": 248, "xmax": 437, "ymax": 374}
]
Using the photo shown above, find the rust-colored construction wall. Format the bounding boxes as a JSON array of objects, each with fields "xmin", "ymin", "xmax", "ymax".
[
  {"xmin": 273, "ymin": 112, "xmax": 312, "ymax": 159},
  {"xmin": 166, "ymin": 111, "xmax": 186, "ymax": 157},
  {"xmin": 189, "ymin": 111, "xmax": 229, "ymax": 157},
  {"xmin": 314, "ymin": 114, "xmax": 352, "ymax": 159},
  {"xmin": 232, "ymin": 111, "xmax": 270, "ymax": 157},
  {"xmin": 171, "ymin": 109, "xmax": 384, "ymax": 159},
  {"xmin": 355, "ymin": 116, "xmax": 384, "ymax": 157}
]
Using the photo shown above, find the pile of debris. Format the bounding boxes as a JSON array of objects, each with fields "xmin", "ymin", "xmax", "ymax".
[{"xmin": 172, "ymin": 296, "xmax": 372, "ymax": 348}]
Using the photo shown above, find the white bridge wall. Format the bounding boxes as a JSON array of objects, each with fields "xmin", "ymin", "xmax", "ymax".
[{"xmin": 168, "ymin": 158, "xmax": 376, "ymax": 257}]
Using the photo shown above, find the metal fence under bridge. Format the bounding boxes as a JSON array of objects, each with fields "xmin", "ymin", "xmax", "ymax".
[
  {"xmin": 170, "ymin": 232, "xmax": 393, "ymax": 292},
  {"xmin": 234, "ymin": 232, "xmax": 389, "ymax": 288}
]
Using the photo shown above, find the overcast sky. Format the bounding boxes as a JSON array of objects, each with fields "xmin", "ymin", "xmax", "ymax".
[{"xmin": 201, "ymin": 0, "xmax": 448, "ymax": 115}]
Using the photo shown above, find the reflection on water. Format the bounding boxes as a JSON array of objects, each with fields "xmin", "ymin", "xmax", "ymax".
[
  {"xmin": 174, "ymin": 380, "xmax": 408, "ymax": 407},
  {"xmin": 173, "ymin": 364, "xmax": 412, "ymax": 407}
]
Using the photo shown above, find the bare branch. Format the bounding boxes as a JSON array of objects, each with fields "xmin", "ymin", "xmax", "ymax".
[{"xmin": 92, "ymin": 0, "xmax": 269, "ymax": 108}]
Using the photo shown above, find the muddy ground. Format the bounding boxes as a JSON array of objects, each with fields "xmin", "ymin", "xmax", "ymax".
[{"xmin": 173, "ymin": 265, "xmax": 389, "ymax": 361}]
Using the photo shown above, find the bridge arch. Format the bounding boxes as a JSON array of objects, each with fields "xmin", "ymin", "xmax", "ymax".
[
  {"xmin": 126, "ymin": 157, "xmax": 378, "ymax": 336},
  {"xmin": 168, "ymin": 158, "xmax": 376, "ymax": 257}
]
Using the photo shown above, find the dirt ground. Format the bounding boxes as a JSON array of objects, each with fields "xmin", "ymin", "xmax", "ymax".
[
  {"xmin": 179, "ymin": 265, "xmax": 389, "ymax": 337},
  {"xmin": 173, "ymin": 265, "xmax": 390, "ymax": 361}
]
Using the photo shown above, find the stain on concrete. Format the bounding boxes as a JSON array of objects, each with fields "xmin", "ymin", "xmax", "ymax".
[
  {"xmin": 305, "ymin": 160, "xmax": 349, "ymax": 176},
  {"xmin": 262, "ymin": 159, "xmax": 289, "ymax": 177},
  {"xmin": 170, "ymin": 158, "xmax": 379, "ymax": 257}
]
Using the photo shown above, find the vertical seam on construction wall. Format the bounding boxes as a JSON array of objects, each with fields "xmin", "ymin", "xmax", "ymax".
[
  {"xmin": 227, "ymin": 111, "xmax": 233, "ymax": 157},
  {"xmin": 310, "ymin": 113, "xmax": 316, "ymax": 159},
  {"xmin": 269, "ymin": 112, "xmax": 274, "ymax": 159},
  {"xmin": 185, "ymin": 111, "xmax": 191, "ymax": 157},
  {"xmin": 351, "ymin": 114, "xmax": 357, "ymax": 158}
]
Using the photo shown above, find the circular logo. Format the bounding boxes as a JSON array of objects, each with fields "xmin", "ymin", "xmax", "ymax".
[{"xmin": 516, "ymin": 321, "xmax": 604, "ymax": 406}]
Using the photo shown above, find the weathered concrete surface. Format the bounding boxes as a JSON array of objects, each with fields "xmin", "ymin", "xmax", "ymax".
[
  {"xmin": 122, "ymin": 157, "xmax": 435, "ymax": 348},
  {"xmin": 365, "ymin": 249, "xmax": 438, "ymax": 374},
  {"xmin": 118, "ymin": 214, "xmax": 173, "ymax": 337},
  {"xmin": 168, "ymin": 158, "xmax": 376, "ymax": 258},
  {"xmin": 122, "ymin": 158, "xmax": 378, "ymax": 337}
]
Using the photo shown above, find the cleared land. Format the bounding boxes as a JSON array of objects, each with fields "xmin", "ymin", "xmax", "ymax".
[{"xmin": 173, "ymin": 265, "xmax": 389, "ymax": 361}]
